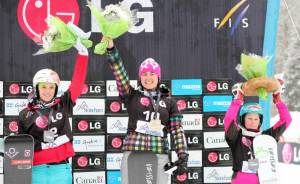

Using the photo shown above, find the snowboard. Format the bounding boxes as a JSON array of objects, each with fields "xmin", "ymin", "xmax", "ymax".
[
  {"xmin": 4, "ymin": 134, "xmax": 34, "ymax": 184},
  {"xmin": 128, "ymin": 152, "xmax": 158, "ymax": 184},
  {"xmin": 253, "ymin": 134, "xmax": 279, "ymax": 184}
]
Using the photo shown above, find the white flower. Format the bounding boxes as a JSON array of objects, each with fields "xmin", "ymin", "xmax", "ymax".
[
  {"xmin": 41, "ymin": 19, "xmax": 60, "ymax": 50},
  {"xmin": 102, "ymin": 3, "xmax": 137, "ymax": 28}
]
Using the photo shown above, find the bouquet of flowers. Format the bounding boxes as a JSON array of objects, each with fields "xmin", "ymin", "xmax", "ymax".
[
  {"xmin": 33, "ymin": 16, "xmax": 92, "ymax": 55},
  {"xmin": 236, "ymin": 52, "xmax": 277, "ymax": 99},
  {"xmin": 88, "ymin": 1, "xmax": 138, "ymax": 54}
]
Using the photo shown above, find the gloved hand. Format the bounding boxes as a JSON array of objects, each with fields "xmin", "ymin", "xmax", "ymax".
[
  {"xmin": 67, "ymin": 22, "xmax": 91, "ymax": 39},
  {"xmin": 173, "ymin": 154, "xmax": 189, "ymax": 176},
  {"xmin": 232, "ymin": 82, "xmax": 244, "ymax": 101},
  {"xmin": 74, "ymin": 38, "xmax": 88, "ymax": 56},
  {"xmin": 67, "ymin": 22, "xmax": 90, "ymax": 55},
  {"xmin": 272, "ymin": 79, "xmax": 284, "ymax": 104},
  {"xmin": 159, "ymin": 85, "xmax": 170, "ymax": 97}
]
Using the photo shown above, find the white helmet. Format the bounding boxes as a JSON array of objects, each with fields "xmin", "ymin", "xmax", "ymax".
[{"xmin": 33, "ymin": 68, "xmax": 60, "ymax": 88}]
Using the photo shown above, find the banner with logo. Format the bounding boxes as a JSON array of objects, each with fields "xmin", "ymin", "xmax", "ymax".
[
  {"xmin": 0, "ymin": 0, "xmax": 267, "ymax": 82},
  {"xmin": 278, "ymin": 142, "xmax": 300, "ymax": 165},
  {"xmin": 0, "ymin": 0, "xmax": 271, "ymax": 183}
]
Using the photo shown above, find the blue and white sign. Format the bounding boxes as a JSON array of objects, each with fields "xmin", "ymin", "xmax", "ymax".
[
  {"xmin": 171, "ymin": 79, "xmax": 202, "ymax": 96},
  {"xmin": 107, "ymin": 171, "xmax": 121, "ymax": 184},
  {"xmin": 73, "ymin": 135, "xmax": 105, "ymax": 152},
  {"xmin": 203, "ymin": 96, "xmax": 232, "ymax": 112},
  {"xmin": 106, "ymin": 153, "xmax": 123, "ymax": 170},
  {"xmin": 4, "ymin": 99, "xmax": 27, "ymax": 116}
]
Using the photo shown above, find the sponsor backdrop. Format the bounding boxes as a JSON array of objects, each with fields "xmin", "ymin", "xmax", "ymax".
[
  {"xmin": 1, "ymin": 79, "xmax": 235, "ymax": 184},
  {"xmin": 0, "ymin": 0, "xmax": 281, "ymax": 183},
  {"xmin": 0, "ymin": 0, "xmax": 267, "ymax": 81}
]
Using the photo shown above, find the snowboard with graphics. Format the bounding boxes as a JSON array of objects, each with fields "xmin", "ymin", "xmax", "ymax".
[
  {"xmin": 4, "ymin": 134, "xmax": 34, "ymax": 184},
  {"xmin": 253, "ymin": 134, "xmax": 279, "ymax": 184},
  {"xmin": 128, "ymin": 152, "xmax": 158, "ymax": 184}
]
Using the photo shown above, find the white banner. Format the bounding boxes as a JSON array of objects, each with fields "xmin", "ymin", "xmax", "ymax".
[
  {"xmin": 73, "ymin": 171, "xmax": 106, "ymax": 184},
  {"xmin": 4, "ymin": 99, "xmax": 27, "ymax": 116},
  {"xmin": 203, "ymin": 131, "xmax": 229, "ymax": 149},
  {"xmin": 73, "ymin": 135, "xmax": 105, "ymax": 152},
  {"xmin": 106, "ymin": 117, "xmax": 128, "ymax": 134},
  {"xmin": 182, "ymin": 114, "xmax": 203, "ymax": 130},
  {"xmin": 73, "ymin": 99, "xmax": 105, "ymax": 115}
]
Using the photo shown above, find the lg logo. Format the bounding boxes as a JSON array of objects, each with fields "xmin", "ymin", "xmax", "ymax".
[
  {"xmin": 77, "ymin": 156, "xmax": 102, "ymax": 167},
  {"xmin": 92, "ymin": 0, "xmax": 154, "ymax": 33},
  {"xmin": 206, "ymin": 81, "xmax": 229, "ymax": 92},
  {"xmin": 17, "ymin": 0, "xmax": 80, "ymax": 41},
  {"xmin": 9, "ymin": 84, "xmax": 33, "ymax": 95}
]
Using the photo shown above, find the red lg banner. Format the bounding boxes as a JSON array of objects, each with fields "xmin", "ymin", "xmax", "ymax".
[{"xmin": 17, "ymin": 0, "xmax": 80, "ymax": 41}]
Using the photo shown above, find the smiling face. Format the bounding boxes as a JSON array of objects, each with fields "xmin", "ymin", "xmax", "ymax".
[
  {"xmin": 140, "ymin": 72, "xmax": 159, "ymax": 91},
  {"xmin": 244, "ymin": 113, "xmax": 261, "ymax": 130},
  {"xmin": 37, "ymin": 82, "xmax": 57, "ymax": 102}
]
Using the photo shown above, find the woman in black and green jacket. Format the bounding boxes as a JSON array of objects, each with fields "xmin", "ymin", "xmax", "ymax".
[{"xmin": 102, "ymin": 37, "xmax": 189, "ymax": 184}]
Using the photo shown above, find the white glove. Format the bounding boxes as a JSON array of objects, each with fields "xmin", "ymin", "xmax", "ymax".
[
  {"xmin": 74, "ymin": 38, "xmax": 88, "ymax": 55},
  {"xmin": 67, "ymin": 22, "xmax": 90, "ymax": 55},
  {"xmin": 232, "ymin": 82, "xmax": 244, "ymax": 101},
  {"xmin": 274, "ymin": 74, "xmax": 285, "ymax": 95},
  {"xmin": 67, "ymin": 22, "xmax": 91, "ymax": 39}
]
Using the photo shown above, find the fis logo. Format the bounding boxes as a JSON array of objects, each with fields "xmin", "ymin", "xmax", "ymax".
[{"xmin": 214, "ymin": 0, "xmax": 250, "ymax": 35}]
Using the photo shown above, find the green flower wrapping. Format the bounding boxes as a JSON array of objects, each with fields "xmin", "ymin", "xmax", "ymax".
[
  {"xmin": 236, "ymin": 53, "xmax": 270, "ymax": 99},
  {"xmin": 88, "ymin": 1, "xmax": 138, "ymax": 55},
  {"xmin": 34, "ymin": 16, "xmax": 92, "ymax": 55}
]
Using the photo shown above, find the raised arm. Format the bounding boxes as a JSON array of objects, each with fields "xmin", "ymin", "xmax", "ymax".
[
  {"xmin": 262, "ymin": 83, "xmax": 292, "ymax": 140},
  {"xmin": 68, "ymin": 39, "xmax": 89, "ymax": 103},
  {"xmin": 104, "ymin": 37, "xmax": 131, "ymax": 97},
  {"xmin": 271, "ymin": 91, "xmax": 292, "ymax": 130},
  {"xmin": 224, "ymin": 83, "xmax": 243, "ymax": 132}
]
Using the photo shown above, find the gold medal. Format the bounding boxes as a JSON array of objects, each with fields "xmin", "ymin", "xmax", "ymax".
[{"xmin": 149, "ymin": 119, "xmax": 162, "ymax": 131}]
